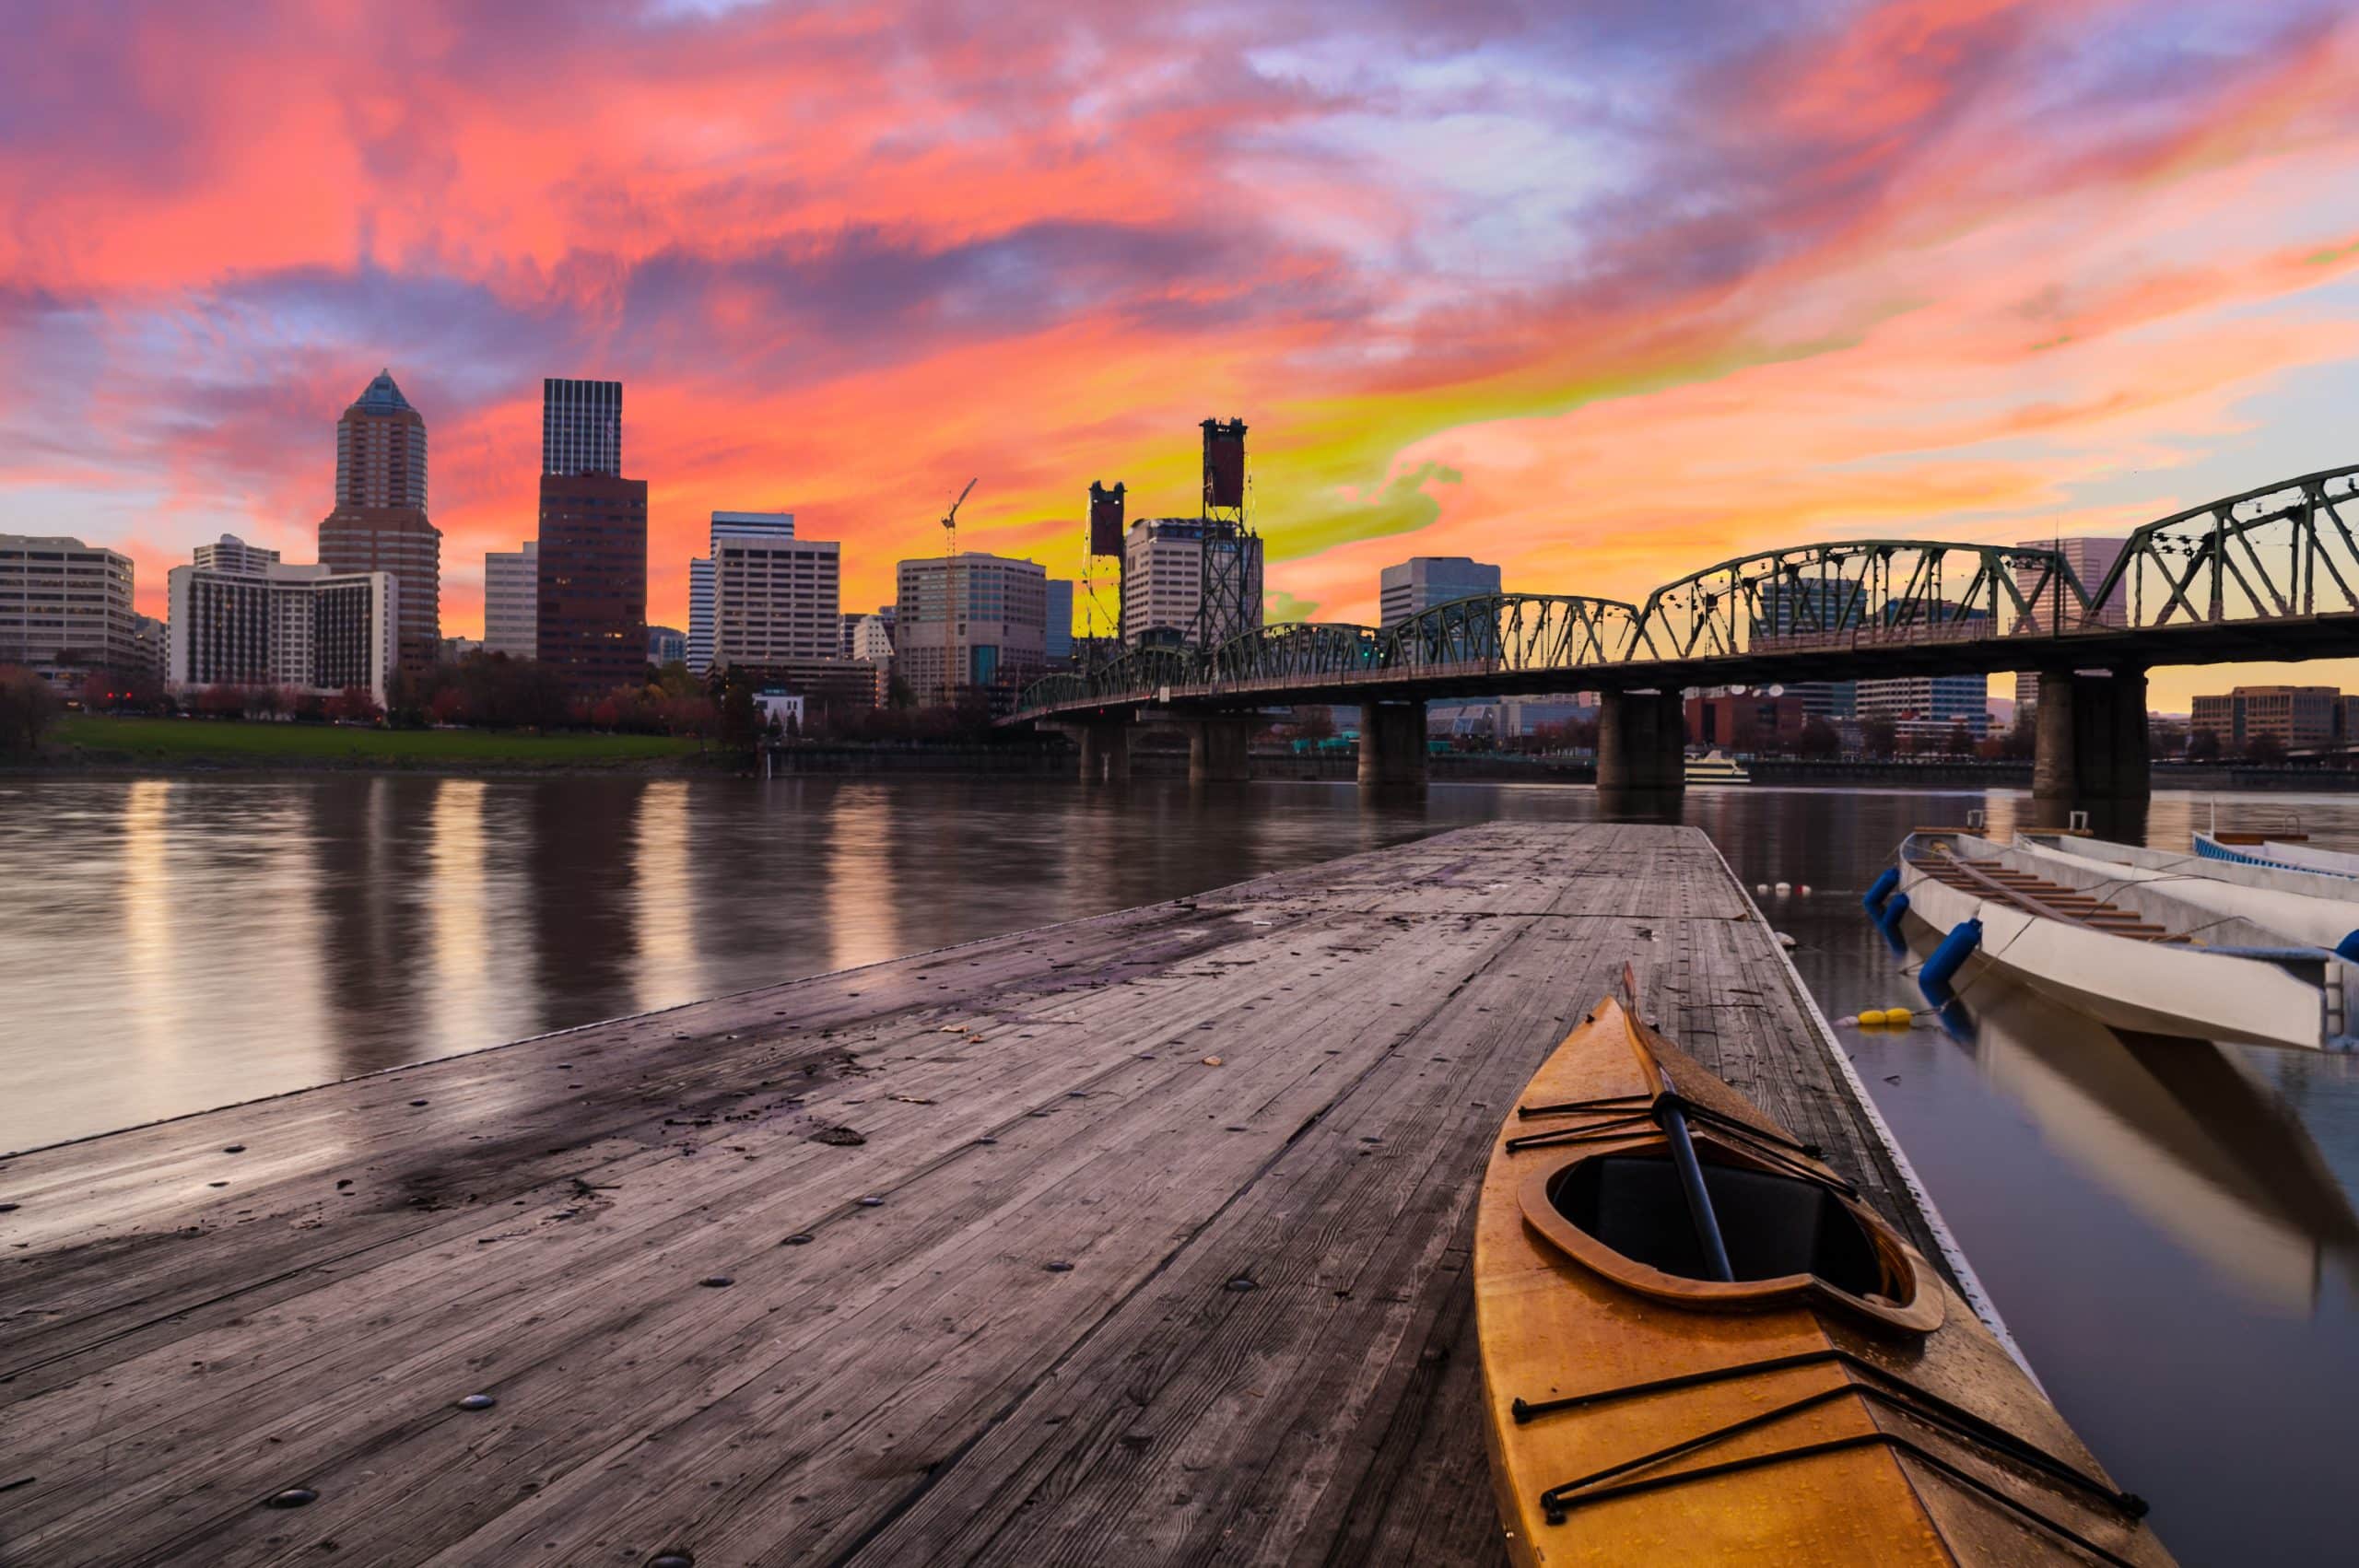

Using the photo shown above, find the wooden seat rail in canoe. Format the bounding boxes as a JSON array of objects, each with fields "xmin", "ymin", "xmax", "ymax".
[{"xmin": 1909, "ymin": 851, "xmax": 2192, "ymax": 942}]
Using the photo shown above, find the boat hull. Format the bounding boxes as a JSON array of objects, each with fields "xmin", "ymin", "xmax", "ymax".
[
  {"xmin": 2197, "ymin": 832, "xmax": 2359, "ymax": 879},
  {"xmin": 1896, "ymin": 846, "xmax": 2330, "ymax": 1051}
]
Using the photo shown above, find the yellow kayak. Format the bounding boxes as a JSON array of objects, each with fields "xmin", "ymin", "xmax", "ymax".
[{"xmin": 1474, "ymin": 997, "xmax": 2173, "ymax": 1566}]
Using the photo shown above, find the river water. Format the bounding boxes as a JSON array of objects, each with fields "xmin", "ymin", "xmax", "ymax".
[{"xmin": 2, "ymin": 774, "xmax": 2353, "ymax": 1564}]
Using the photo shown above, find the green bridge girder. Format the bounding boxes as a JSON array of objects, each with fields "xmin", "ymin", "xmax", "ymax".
[{"xmin": 1012, "ymin": 462, "xmax": 2359, "ymax": 720}]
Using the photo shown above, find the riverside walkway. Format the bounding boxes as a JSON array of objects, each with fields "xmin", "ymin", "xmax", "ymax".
[{"xmin": 0, "ymin": 823, "xmax": 1981, "ymax": 1566}]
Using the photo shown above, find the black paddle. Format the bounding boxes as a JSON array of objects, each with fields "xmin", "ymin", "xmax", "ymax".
[{"xmin": 1624, "ymin": 963, "xmax": 1735, "ymax": 1282}]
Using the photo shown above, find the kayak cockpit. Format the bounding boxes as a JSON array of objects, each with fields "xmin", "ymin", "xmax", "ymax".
[
  {"xmin": 1517, "ymin": 1131, "xmax": 1945, "ymax": 1335},
  {"xmin": 1551, "ymin": 1153, "xmax": 1886, "ymax": 1295}
]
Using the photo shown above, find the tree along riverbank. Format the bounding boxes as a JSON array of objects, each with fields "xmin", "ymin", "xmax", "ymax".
[{"xmin": 17, "ymin": 714, "xmax": 724, "ymax": 775}]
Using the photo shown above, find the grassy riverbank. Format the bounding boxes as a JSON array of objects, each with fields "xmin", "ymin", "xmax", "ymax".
[{"xmin": 39, "ymin": 714, "xmax": 710, "ymax": 771}]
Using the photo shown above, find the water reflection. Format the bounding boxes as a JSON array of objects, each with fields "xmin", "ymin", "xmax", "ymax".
[
  {"xmin": 1938, "ymin": 963, "xmax": 2359, "ymax": 1312},
  {"xmin": 6, "ymin": 774, "xmax": 2359, "ymax": 1562},
  {"xmin": 821, "ymin": 784, "xmax": 902, "ymax": 971}
]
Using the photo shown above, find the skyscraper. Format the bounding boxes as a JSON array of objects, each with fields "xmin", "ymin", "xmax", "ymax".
[
  {"xmin": 543, "ymin": 378, "xmax": 623, "ymax": 477},
  {"xmin": 193, "ymin": 534, "xmax": 281, "ymax": 575},
  {"xmin": 1378, "ymin": 556, "xmax": 1500, "ymax": 627},
  {"xmin": 896, "ymin": 554, "xmax": 1048, "ymax": 706},
  {"xmin": 483, "ymin": 541, "xmax": 538, "ymax": 659},
  {"xmin": 687, "ymin": 557, "xmax": 714, "ymax": 674},
  {"xmin": 710, "ymin": 516, "xmax": 839, "ymax": 674},
  {"xmin": 536, "ymin": 379, "xmax": 645, "ymax": 696},
  {"xmin": 1045, "ymin": 579, "xmax": 1074, "ymax": 665},
  {"xmin": 2012, "ymin": 536, "xmax": 2132, "ymax": 717},
  {"xmin": 0, "ymin": 533, "xmax": 142, "ymax": 685},
  {"xmin": 1121, "ymin": 518, "xmax": 1264, "ymax": 647},
  {"xmin": 319, "ymin": 369, "xmax": 440, "ymax": 676},
  {"xmin": 335, "ymin": 370, "xmax": 428, "ymax": 509}
]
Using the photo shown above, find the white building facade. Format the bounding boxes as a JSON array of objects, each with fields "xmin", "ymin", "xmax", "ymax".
[
  {"xmin": 688, "ymin": 557, "xmax": 714, "ymax": 674},
  {"xmin": 167, "ymin": 554, "xmax": 399, "ymax": 708},
  {"xmin": 0, "ymin": 533, "xmax": 143, "ymax": 685},
  {"xmin": 1120, "ymin": 518, "xmax": 1264, "ymax": 646},
  {"xmin": 706, "ymin": 513, "xmax": 840, "ymax": 674},
  {"xmin": 483, "ymin": 541, "xmax": 538, "ymax": 659}
]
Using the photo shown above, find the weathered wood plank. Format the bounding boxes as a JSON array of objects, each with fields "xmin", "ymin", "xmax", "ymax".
[{"xmin": 0, "ymin": 824, "xmax": 1962, "ymax": 1567}]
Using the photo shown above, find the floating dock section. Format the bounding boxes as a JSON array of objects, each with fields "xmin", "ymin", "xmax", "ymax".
[{"xmin": 0, "ymin": 824, "xmax": 1981, "ymax": 1565}]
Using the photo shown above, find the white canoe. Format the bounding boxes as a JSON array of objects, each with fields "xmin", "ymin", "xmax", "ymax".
[
  {"xmin": 2195, "ymin": 832, "xmax": 2359, "ymax": 880},
  {"xmin": 1895, "ymin": 832, "xmax": 2350, "ymax": 1052},
  {"xmin": 2016, "ymin": 834, "xmax": 2359, "ymax": 953}
]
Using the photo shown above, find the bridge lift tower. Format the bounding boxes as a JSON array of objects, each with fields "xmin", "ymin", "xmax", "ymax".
[
  {"xmin": 1086, "ymin": 479, "xmax": 1126, "ymax": 664},
  {"xmin": 1195, "ymin": 418, "xmax": 1256, "ymax": 650}
]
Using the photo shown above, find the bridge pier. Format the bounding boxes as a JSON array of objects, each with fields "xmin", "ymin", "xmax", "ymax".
[
  {"xmin": 1358, "ymin": 701, "xmax": 1428, "ymax": 790},
  {"xmin": 1180, "ymin": 716, "xmax": 1255, "ymax": 784},
  {"xmin": 1074, "ymin": 718, "xmax": 1133, "ymax": 784},
  {"xmin": 1596, "ymin": 688, "xmax": 1686, "ymax": 796},
  {"xmin": 2032, "ymin": 668, "xmax": 2149, "ymax": 806}
]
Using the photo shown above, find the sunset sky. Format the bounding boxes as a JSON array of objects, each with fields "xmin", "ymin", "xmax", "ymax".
[{"xmin": 6, "ymin": 0, "xmax": 2359, "ymax": 706}]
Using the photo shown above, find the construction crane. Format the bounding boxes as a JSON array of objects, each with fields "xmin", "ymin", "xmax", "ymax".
[{"xmin": 942, "ymin": 478, "xmax": 977, "ymax": 702}]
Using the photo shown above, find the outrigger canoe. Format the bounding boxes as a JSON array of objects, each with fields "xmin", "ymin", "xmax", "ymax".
[
  {"xmin": 1475, "ymin": 997, "xmax": 2171, "ymax": 1566},
  {"xmin": 1893, "ymin": 831, "xmax": 2353, "ymax": 1051}
]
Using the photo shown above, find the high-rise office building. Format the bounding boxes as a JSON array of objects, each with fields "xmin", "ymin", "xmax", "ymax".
[
  {"xmin": 483, "ymin": 541, "xmax": 538, "ymax": 659},
  {"xmin": 896, "ymin": 554, "xmax": 1048, "ymax": 705},
  {"xmin": 2012, "ymin": 536, "xmax": 2133, "ymax": 717},
  {"xmin": 1858, "ymin": 602, "xmax": 1992, "ymax": 741},
  {"xmin": 335, "ymin": 369, "xmax": 428, "ymax": 509},
  {"xmin": 535, "ymin": 379, "xmax": 647, "ymax": 696},
  {"xmin": 1121, "ymin": 518, "xmax": 1264, "ymax": 647},
  {"xmin": 689, "ymin": 513, "xmax": 795, "ymax": 676},
  {"xmin": 2190, "ymin": 685, "xmax": 2340, "ymax": 751},
  {"xmin": 194, "ymin": 534, "xmax": 281, "ymax": 575},
  {"xmin": 167, "ymin": 550, "xmax": 398, "ymax": 707},
  {"xmin": 1379, "ymin": 556, "xmax": 1500, "ymax": 627},
  {"xmin": 688, "ymin": 557, "xmax": 714, "ymax": 674},
  {"xmin": 537, "ymin": 474, "xmax": 648, "ymax": 696},
  {"xmin": 0, "ymin": 533, "xmax": 142, "ymax": 685},
  {"xmin": 1750, "ymin": 578, "xmax": 1859, "ymax": 721},
  {"xmin": 130, "ymin": 614, "xmax": 165, "ymax": 683},
  {"xmin": 647, "ymin": 626, "xmax": 687, "ymax": 666},
  {"xmin": 1854, "ymin": 674, "xmax": 1990, "ymax": 736},
  {"xmin": 711, "ymin": 533, "xmax": 839, "ymax": 673},
  {"xmin": 543, "ymin": 378, "xmax": 623, "ymax": 477},
  {"xmin": 319, "ymin": 369, "xmax": 440, "ymax": 676},
  {"xmin": 1046, "ymin": 579, "xmax": 1074, "ymax": 665},
  {"xmin": 850, "ymin": 613, "xmax": 895, "ymax": 661}
]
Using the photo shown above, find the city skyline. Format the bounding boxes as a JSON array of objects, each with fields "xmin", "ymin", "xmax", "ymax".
[{"xmin": 2, "ymin": 5, "xmax": 2358, "ymax": 709}]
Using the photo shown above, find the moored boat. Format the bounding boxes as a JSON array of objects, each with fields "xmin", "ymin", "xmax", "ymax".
[
  {"xmin": 1684, "ymin": 749, "xmax": 1751, "ymax": 785},
  {"xmin": 1890, "ymin": 831, "xmax": 2352, "ymax": 1052},
  {"xmin": 2196, "ymin": 831, "xmax": 2359, "ymax": 879},
  {"xmin": 2020, "ymin": 831, "xmax": 2359, "ymax": 940},
  {"xmin": 1476, "ymin": 997, "xmax": 2171, "ymax": 1566}
]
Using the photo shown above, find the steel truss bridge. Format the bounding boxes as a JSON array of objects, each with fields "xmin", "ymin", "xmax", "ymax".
[{"xmin": 1010, "ymin": 464, "xmax": 2359, "ymax": 720}]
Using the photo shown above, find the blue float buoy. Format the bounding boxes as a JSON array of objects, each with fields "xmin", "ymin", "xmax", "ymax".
[
  {"xmin": 1919, "ymin": 917, "xmax": 1983, "ymax": 997},
  {"xmin": 1862, "ymin": 868, "xmax": 1900, "ymax": 914}
]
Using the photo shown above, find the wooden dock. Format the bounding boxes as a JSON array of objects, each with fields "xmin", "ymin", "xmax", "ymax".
[{"xmin": 0, "ymin": 823, "xmax": 1981, "ymax": 1566}]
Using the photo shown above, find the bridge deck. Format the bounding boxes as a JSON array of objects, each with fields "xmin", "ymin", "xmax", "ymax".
[{"xmin": 0, "ymin": 823, "xmax": 1964, "ymax": 1566}]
